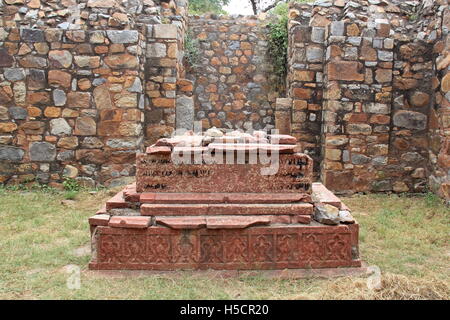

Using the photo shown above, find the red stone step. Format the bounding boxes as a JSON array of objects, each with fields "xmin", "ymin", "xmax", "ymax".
[
  {"xmin": 295, "ymin": 215, "xmax": 312, "ymax": 224},
  {"xmin": 269, "ymin": 134, "xmax": 297, "ymax": 145},
  {"xmin": 206, "ymin": 216, "xmax": 270, "ymax": 229},
  {"xmin": 207, "ymin": 143, "xmax": 296, "ymax": 153},
  {"xmin": 140, "ymin": 192, "xmax": 312, "ymax": 204},
  {"xmin": 172, "ymin": 146, "xmax": 208, "ymax": 154},
  {"xmin": 156, "ymin": 217, "xmax": 206, "ymax": 229},
  {"xmin": 146, "ymin": 146, "xmax": 172, "ymax": 155},
  {"xmin": 88, "ymin": 214, "xmax": 110, "ymax": 226},
  {"xmin": 312, "ymin": 182, "xmax": 342, "ymax": 209},
  {"xmin": 109, "ymin": 216, "xmax": 151, "ymax": 229},
  {"xmin": 106, "ymin": 191, "xmax": 130, "ymax": 210},
  {"xmin": 140, "ymin": 203, "xmax": 313, "ymax": 216},
  {"xmin": 96, "ymin": 205, "xmax": 107, "ymax": 215},
  {"xmin": 123, "ymin": 183, "xmax": 140, "ymax": 202}
]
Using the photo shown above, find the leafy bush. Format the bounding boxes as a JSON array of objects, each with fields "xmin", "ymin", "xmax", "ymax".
[
  {"xmin": 184, "ymin": 31, "xmax": 200, "ymax": 69},
  {"xmin": 267, "ymin": 14, "xmax": 288, "ymax": 92},
  {"xmin": 62, "ymin": 177, "xmax": 80, "ymax": 192}
]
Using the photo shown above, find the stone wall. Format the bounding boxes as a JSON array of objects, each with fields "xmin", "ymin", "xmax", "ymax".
[
  {"xmin": 0, "ymin": 0, "xmax": 449, "ymax": 203},
  {"xmin": 0, "ymin": 0, "xmax": 188, "ymax": 188},
  {"xmin": 282, "ymin": 0, "xmax": 449, "ymax": 202},
  {"xmin": 286, "ymin": 2, "xmax": 323, "ymax": 173},
  {"xmin": 427, "ymin": 1, "xmax": 450, "ymax": 202},
  {"xmin": 0, "ymin": 27, "xmax": 146, "ymax": 187},
  {"xmin": 187, "ymin": 15, "xmax": 278, "ymax": 131}
]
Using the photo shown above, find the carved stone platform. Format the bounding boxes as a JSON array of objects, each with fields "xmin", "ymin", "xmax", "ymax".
[
  {"xmin": 89, "ymin": 223, "xmax": 360, "ymax": 270},
  {"xmin": 89, "ymin": 132, "xmax": 361, "ymax": 272}
]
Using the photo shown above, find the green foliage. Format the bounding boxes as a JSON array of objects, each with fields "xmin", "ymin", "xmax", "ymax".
[
  {"xmin": 63, "ymin": 190, "xmax": 78, "ymax": 200},
  {"xmin": 0, "ymin": 182, "xmax": 57, "ymax": 193},
  {"xmin": 267, "ymin": 14, "xmax": 288, "ymax": 92},
  {"xmin": 62, "ymin": 177, "xmax": 80, "ymax": 192},
  {"xmin": 184, "ymin": 31, "xmax": 200, "ymax": 69},
  {"xmin": 189, "ymin": 0, "xmax": 230, "ymax": 15}
]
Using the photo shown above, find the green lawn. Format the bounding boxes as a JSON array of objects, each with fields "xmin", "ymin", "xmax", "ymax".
[{"xmin": 0, "ymin": 186, "xmax": 448, "ymax": 299}]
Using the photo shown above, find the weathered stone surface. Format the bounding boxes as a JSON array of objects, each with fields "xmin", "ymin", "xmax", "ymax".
[
  {"xmin": 441, "ymin": 73, "xmax": 450, "ymax": 92},
  {"xmin": 0, "ymin": 122, "xmax": 18, "ymax": 133},
  {"xmin": 0, "ymin": 48, "xmax": 14, "ymax": 67},
  {"xmin": 90, "ymin": 223, "xmax": 360, "ymax": 270},
  {"xmin": 327, "ymin": 61, "xmax": 364, "ymax": 81},
  {"xmin": 50, "ymin": 118, "xmax": 72, "ymax": 136},
  {"xmin": 137, "ymin": 152, "xmax": 313, "ymax": 193},
  {"xmin": 375, "ymin": 69, "xmax": 392, "ymax": 83},
  {"xmin": 0, "ymin": 146, "xmax": 24, "ymax": 161},
  {"xmin": 67, "ymin": 92, "xmax": 91, "ymax": 108},
  {"xmin": 9, "ymin": 107, "xmax": 27, "ymax": 120},
  {"xmin": 53, "ymin": 89, "xmax": 67, "ymax": 106},
  {"xmin": 93, "ymin": 85, "xmax": 113, "ymax": 109},
  {"xmin": 393, "ymin": 111, "xmax": 427, "ymax": 130},
  {"xmin": 0, "ymin": 106, "xmax": 9, "ymax": 120},
  {"xmin": 74, "ymin": 117, "xmax": 96, "ymax": 135},
  {"xmin": 63, "ymin": 165, "xmax": 79, "ymax": 179},
  {"xmin": 153, "ymin": 24, "xmax": 178, "ymax": 39},
  {"xmin": 339, "ymin": 210, "xmax": 355, "ymax": 224},
  {"xmin": 27, "ymin": 69, "xmax": 46, "ymax": 90},
  {"xmin": 109, "ymin": 216, "xmax": 151, "ymax": 229},
  {"xmin": 19, "ymin": 55, "xmax": 47, "ymax": 68},
  {"xmin": 176, "ymin": 95, "xmax": 194, "ymax": 131},
  {"xmin": 4, "ymin": 68, "xmax": 25, "ymax": 81},
  {"xmin": 57, "ymin": 136, "xmax": 79, "ymax": 149},
  {"xmin": 104, "ymin": 54, "xmax": 138, "ymax": 69},
  {"xmin": 106, "ymin": 30, "xmax": 139, "ymax": 44},
  {"xmin": 147, "ymin": 43, "xmax": 166, "ymax": 58},
  {"xmin": 363, "ymin": 103, "xmax": 390, "ymax": 114},
  {"xmin": 409, "ymin": 91, "xmax": 430, "ymax": 108},
  {"xmin": 48, "ymin": 50, "xmax": 72, "ymax": 68},
  {"xmin": 313, "ymin": 204, "xmax": 340, "ymax": 225},
  {"xmin": 20, "ymin": 29, "xmax": 45, "ymax": 42},
  {"xmin": 30, "ymin": 142, "xmax": 56, "ymax": 162},
  {"xmin": 346, "ymin": 123, "xmax": 372, "ymax": 135},
  {"xmin": 48, "ymin": 70, "xmax": 71, "ymax": 88}
]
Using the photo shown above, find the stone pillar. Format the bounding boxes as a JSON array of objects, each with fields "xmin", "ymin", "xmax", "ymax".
[
  {"xmin": 287, "ymin": 3, "xmax": 325, "ymax": 172},
  {"xmin": 145, "ymin": 23, "xmax": 179, "ymax": 144},
  {"xmin": 321, "ymin": 21, "xmax": 394, "ymax": 193},
  {"xmin": 429, "ymin": 30, "xmax": 450, "ymax": 202}
]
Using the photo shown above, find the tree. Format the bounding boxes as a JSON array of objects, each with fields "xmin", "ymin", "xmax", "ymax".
[
  {"xmin": 247, "ymin": 0, "xmax": 288, "ymax": 15},
  {"xmin": 189, "ymin": 0, "xmax": 231, "ymax": 14}
]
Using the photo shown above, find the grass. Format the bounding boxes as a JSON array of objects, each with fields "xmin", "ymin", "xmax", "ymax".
[{"xmin": 0, "ymin": 186, "xmax": 448, "ymax": 299}]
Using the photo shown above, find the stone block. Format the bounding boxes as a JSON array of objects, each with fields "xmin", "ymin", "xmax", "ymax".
[
  {"xmin": 176, "ymin": 95, "xmax": 194, "ymax": 131},
  {"xmin": 147, "ymin": 43, "xmax": 166, "ymax": 58},
  {"xmin": 89, "ymin": 224, "xmax": 360, "ymax": 270},
  {"xmin": 109, "ymin": 216, "xmax": 151, "ymax": 229},
  {"xmin": 50, "ymin": 118, "xmax": 72, "ymax": 136},
  {"xmin": 74, "ymin": 117, "xmax": 96, "ymax": 135},
  {"xmin": 205, "ymin": 216, "xmax": 270, "ymax": 229},
  {"xmin": 327, "ymin": 61, "xmax": 364, "ymax": 81},
  {"xmin": 0, "ymin": 146, "xmax": 24, "ymax": 161},
  {"xmin": 30, "ymin": 142, "xmax": 56, "ymax": 162},
  {"xmin": 393, "ymin": 110, "xmax": 427, "ymax": 130},
  {"xmin": 141, "ymin": 203, "xmax": 313, "ymax": 216},
  {"xmin": 140, "ymin": 192, "xmax": 310, "ymax": 204},
  {"xmin": 106, "ymin": 30, "xmax": 139, "ymax": 44},
  {"xmin": 20, "ymin": 28, "xmax": 45, "ymax": 42},
  {"xmin": 153, "ymin": 24, "xmax": 178, "ymax": 39}
]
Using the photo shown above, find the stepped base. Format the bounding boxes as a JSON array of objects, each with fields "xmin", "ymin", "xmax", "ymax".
[{"xmin": 89, "ymin": 223, "xmax": 361, "ymax": 271}]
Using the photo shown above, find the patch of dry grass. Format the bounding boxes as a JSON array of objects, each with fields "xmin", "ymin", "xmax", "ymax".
[{"xmin": 0, "ymin": 187, "xmax": 448, "ymax": 300}]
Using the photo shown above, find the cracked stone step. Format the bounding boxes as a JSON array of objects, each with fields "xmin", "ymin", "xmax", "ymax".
[
  {"xmin": 140, "ymin": 203, "xmax": 313, "ymax": 216},
  {"xmin": 140, "ymin": 192, "xmax": 312, "ymax": 204},
  {"xmin": 109, "ymin": 216, "xmax": 151, "ymax": 229}
]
